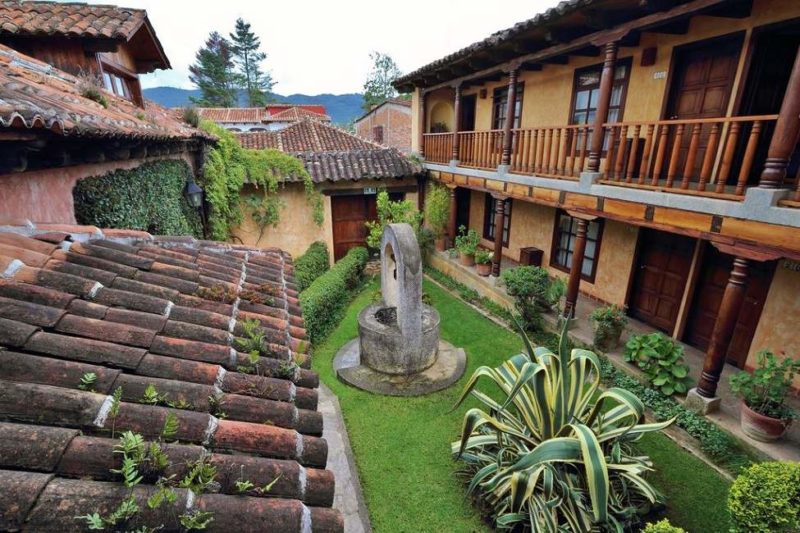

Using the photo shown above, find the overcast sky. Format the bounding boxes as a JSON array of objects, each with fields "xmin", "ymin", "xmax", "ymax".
[{"xmin": 77, "ymin": 0, "xmax": 561, "ymax": 95}]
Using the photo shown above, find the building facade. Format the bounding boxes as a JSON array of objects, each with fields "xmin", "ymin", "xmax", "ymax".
[
  {"xmin": 196, "ymin": 105, "xmax": 331, "ymax": 132},
  {"xmin": 354, "ymin": 98, "xmax": 412, "ymax": 153},
  {"xmin": 395, "ymin": 0, "xmax": 800, "ymax": 395}
]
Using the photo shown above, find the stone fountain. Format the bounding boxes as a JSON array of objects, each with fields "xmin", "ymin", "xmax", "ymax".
[{"xmin": 334, "ymin": 223, "xmax": 466, "ymax": 396}]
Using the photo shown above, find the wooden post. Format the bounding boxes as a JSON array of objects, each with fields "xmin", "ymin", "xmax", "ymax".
[
  {"xmin": 696, "ymin": 257, "xmax": 749, "ymax": 398},
  {"xmin": 587, "ymin": 41, "xmax": 619, "ymax": 172},
  {"xmin": 419, "ymin": 91, "xmax": 427, "ymax": 158},
  {"xmin": 452, "ymin": 84, "xmax": 462, "ymax": 161},
  {"xmin": 758, "ymin": 43, "xmax": 800, "ymax": 188},
  {"xmin": 501, "ymin": 69, "xmax": 519, "ymax": 166},
  {"xmin": 563, "ymin": 217, "xmax": 589, "ymax": 318},
  {"xmin": 491, "ymin": 195, "xmax": 506, "ymax": 276},
  {"xmin": 447, "ymin": 185, "xmax": 458, "ymax": 248}
]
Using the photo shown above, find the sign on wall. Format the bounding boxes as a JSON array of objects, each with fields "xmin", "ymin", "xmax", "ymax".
[{"xmin": 363, "ymin": 187, "xmax": 377, "ymax": 195}]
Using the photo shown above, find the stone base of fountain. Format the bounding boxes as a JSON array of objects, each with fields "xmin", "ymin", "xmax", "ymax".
[{"xmin": 333, "ymin": 337, "xmax": 466, "ymax": 397}]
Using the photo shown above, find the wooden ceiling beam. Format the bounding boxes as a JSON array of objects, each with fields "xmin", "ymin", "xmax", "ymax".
[
  {"xmin": 704, "ymin": 0, "xmax": 752, "ymax": 18},
  {"xmin": 645, "ymin": 19, "xmax": 690, "ymax": 35}
]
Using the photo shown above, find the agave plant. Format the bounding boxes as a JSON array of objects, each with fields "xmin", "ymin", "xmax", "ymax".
[{"xmin": 452, "ymin": 323, "xmax": 675, "ymax": 532}]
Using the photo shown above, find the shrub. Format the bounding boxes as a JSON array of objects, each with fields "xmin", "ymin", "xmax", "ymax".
[
  {"xmin": 474, "ymin": 250, "xmax": 493, "ymax": 265},
  {"xmin": 182, "ymin": 106, "xmax": 200, "ymax": 127},
  {"xmin": 365, "ymin": 191, "xmax": 422, "ymax": 249},
  {"xmin": 499, "ymin": 266, "xmax": 564, "ymax": 331},
  {"xmin": 729, "ymin": 350, "xmax": 800, "ymax": 419},
  {"xmin": 454, "ymin": 225, "xmax": 480, "ymax": 256},
  {"xmin": 728, "ymin": 461, "xmax": 800, "ymax": 533},
  {"xmin": 642, "ymin": 519, "xmax": 686, "ymax": 533},
  {"xmin": 300, "ymin": 247, "xmax": 368, "ymax": 343},
  {"xmin": 452, "ymin": 323, "xmax": 674, "ymax": 531},
  {"xmin": 74, "ymin": 159, "xmax": 202, "ymax": 237},
  {"xmin": 295, "ymin": 241, "xmax": 330, "ymax": 292},
  {"xmin": 624, "ymin": 332, "xmax": 692, "ymax": 396},
  {"xmin": 424, "ymin": 183, "xmax": 450, "ymax": 238}
]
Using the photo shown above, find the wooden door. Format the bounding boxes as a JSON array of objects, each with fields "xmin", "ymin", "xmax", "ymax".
[
  {"xmin": 629, "ymin": 229, "xmax": 696, "ymax": 333},
  {"xmin": 455, "ymin": 188, "xmax": 471, "ymax": 231},
  {"xmin": 460, "ymin": 95, "xmax": 477, "ymax": 132},
  {"xmin": 664, "ymin": 35, "xmax": 742, "ymax": 182},
  {"xmin": 331, "ymin": 195, "xmax": 377, "ymax": 260},
  {"xmin": 684, "ymin": 247, "xmax": 774, "ymax": 368}
]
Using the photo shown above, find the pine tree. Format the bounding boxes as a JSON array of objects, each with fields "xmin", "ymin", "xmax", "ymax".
[
  {"xmin": 362, "ymin": 51, "xmax": 404, "ymax": 112},
  {"xmin": 189, "ymin": 31, "xmax": 237, "ymax": 107},
  {"xmin": 230, "ymin": 18, "xmax": 274, "ymax": 107}
]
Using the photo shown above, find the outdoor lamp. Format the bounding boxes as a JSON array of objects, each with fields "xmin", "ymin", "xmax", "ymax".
[{"xmin": 185, "ymin": 180, "xmax": 204, "ymax": 208}]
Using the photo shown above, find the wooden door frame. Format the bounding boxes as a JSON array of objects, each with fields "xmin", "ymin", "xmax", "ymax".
[{"xmin": 459, "ymin": 94, "xmax": 477, "ymax": 132}]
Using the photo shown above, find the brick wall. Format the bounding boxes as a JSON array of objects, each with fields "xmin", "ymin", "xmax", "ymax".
[{"xmin": 355, "ymin": 103, "xmax": 412, "ymax": 153}]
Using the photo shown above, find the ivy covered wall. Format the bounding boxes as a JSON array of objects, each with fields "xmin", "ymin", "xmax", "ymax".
[{"xmin": 73, "ymin": 159, "xmax": 202, "ymax": 237}]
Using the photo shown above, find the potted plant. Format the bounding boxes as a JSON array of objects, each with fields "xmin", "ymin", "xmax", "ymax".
[
  {"xmin": 474, "ymin": 250, "xmax": 493, "ymax": 276},
  {"xmin": 589, "ymin": 305, "xmax": 628, "ymax": 352},
  {"xmin": 454, "ymin": 225, "xmax": 480, "ymax": 267},
  {"xmin": 424, "ymin": 184, "xmax": 450, "ymax": 252},
  {"xmin": 729, "ymin": 350, "xmax": 800, "ymax": 442}
]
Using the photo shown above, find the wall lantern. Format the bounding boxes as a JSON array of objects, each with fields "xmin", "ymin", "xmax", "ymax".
[{"xmin": 184, "ymin": 180, "xmax": 204, "ymax": 209}]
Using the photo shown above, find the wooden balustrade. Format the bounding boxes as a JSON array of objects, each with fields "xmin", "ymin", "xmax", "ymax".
[
  {"xmin": 457, "ymin": 130, "xmax": 504, "ymax": 169},
  {"xmin": 602, "ymin": 115, "xmax": 778, "ymax": 197},
  {"xmin": 422, "ymin": 133, "xmax": 454, "ymax": 164},
  {"xmin": 508, "ymin": 125, "xmax": 589, "ymax": 179}
]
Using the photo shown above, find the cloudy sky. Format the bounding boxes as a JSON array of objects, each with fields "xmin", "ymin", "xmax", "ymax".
[{"xmin": 78, "ymin": 0, "xmax": 561, "ymax": 95}]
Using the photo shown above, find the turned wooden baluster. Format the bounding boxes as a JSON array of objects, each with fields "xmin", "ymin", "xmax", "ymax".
[
  {"xmin": 523, "ymin": 130, "xmax": 532, "ymax": 173},
  {"xmin": 735, "ymin": 121, "xmax": 762, "ymax": 196},
  {"xmin": 536, "ymin": 129, "xmax": 545, "ymax": 173},
  {"xmin": 556, "ymin": 129, "xmax": 567, "ymax": 175},
  {"xmin": 681, "ymin": 123, "xmax": 702, "ymax": 189},
  {"xmin": 716, "ymin": 122, "xmax": 741, "ymax": 193},
  {"xmin": 614, "ymin": 125, "xmax": 628, "ymax": 181},
  {"xmin": 578, "ymin": 127, "xmax": 589, "ymax": 174},
  {"xmin": 651, "ymin": 124, "xmax": 669, "ymax": 185},
  {"xmin": 638, "ymin": 124, "xmax": 655, "ymax": 185},
  {"xmin": 625, "ymin": 125, "xmax": 641, "ymax": 183},
  {"xmin": 665, "ymin": 124, "xmax": 685, "ymax": 188},
  {"xmin": 568, "ymin": 128, "xmax": 578, "ymax": 176},
  {"xmin": 604, "ymin": 126, "xmax": 618, "ymax": 178},
  {"xmin": 543, "ymin": 129, "xmax": 553, "ymax": 174},
  {"xmin": 698, "ymin": 123, "xmax": 720, "ymax": 192}
]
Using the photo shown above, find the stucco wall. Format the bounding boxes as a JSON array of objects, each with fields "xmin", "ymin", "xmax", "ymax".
[
  {"xmin": 0, "ymin": 153, "xmax": 197, "ymax": 225},
  {"xmin": 748, "ymin": 263, "xmax": 800, "ymax": 387}
]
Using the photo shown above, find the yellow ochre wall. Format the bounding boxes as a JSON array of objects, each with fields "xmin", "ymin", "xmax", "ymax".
[
  {"xmin": 414, "ymin": 0, "xmax": 800, "ymax": 135},
  {"xmin": 464, "ymin": 191, "xmax": 636, "ymax": 305}
]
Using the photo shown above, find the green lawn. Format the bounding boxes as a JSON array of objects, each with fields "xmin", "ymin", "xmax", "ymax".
[{"xmin": 312, "ymin": 277, "xmax": 731, "ymax": 532}]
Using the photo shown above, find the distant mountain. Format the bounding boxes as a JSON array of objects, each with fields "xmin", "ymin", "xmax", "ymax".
[{"xmin": 143, "ymin": 87, "xmax": 365, "ymax": 125}]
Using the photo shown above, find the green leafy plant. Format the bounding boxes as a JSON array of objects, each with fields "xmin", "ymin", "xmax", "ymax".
[
  {"xmin": 180, "ymin": 510, "xmax": 215, "ymax": 530},
  {"xmin": 161, "ymin": 412, "xmax": 179, "ymax": 441},
  {"xmin": 499, "ymin": 266, "xmax": 563, "ymax": 331},
  {"xmin": 79, "ymin": 372, "xmax": 98, "ymax": 392},
  {"xmin": 235, "ymin": 479, "xmax": 255, "ymax": 493},
  {"xmin": 453, "ymin": 225, "xmax": 480, "ymax": 256},
  {"xmin": 452, "ymin": 322, "xmax": 674, "ymax": 531},
  {"xmin": 295, "ymin": 241, "xmax": 330, "ymax": 292},
  {"xmin": 235, "ymin": 318, "xmax": 269, "ymax": 371},
  {"xmin": 365, "ymin": 190, "xmax": 423, "ymax": 249},
  {"xmin": 141, "ymin": 384, "xmax": 168, "ymax": 406},
  {"xmin": 195, "ymin": 284, "xmax": 238, "ymax": 304},
  {"xmin": 728, "ymin": 461, "xmax": 800, "ymax": 533},
  {"xmin": 423, "ymin": 183, "xmax": 450, "ymax": 239},
  {"xmin": 80, "ymin": 84, "xmax": 109, "ymax": 108},
  {"xmin": 589, "ymin": 305, "xmax": 628, "ymax": 352},
  {"xmin": 642, "ymin": 519, "xmax": 687, "ymax": 533},
  {"xmin": 474, "ymin": 250, "xmax": 493, "ymax": 265},
  {"xmin": 624, "ymin": 332, "xmax": 692, "ymax": 396},
  {"xmin": 729, "ymin": 350, "xmax": 800, "ymax": 420}
]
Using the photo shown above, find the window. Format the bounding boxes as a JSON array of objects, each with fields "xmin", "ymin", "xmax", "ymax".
[
  {"xmin": 570, "ymin": 59, "xmax": 631, "ymax": 151},
  {"xmin": 102, "ymin": 70, "xmax": 132, "ymax": 99},
  {"xmin": 373, "ymin": 125, "xmax": 384, "ymax": 144},
  {"xmin": 483, "ymin": 195, "xmax": 512, "ymax": 246},
  {"xmin": 550, "ymin": 211, "xmax": 603, "ymax": 282},
  {"xmin": 491, "ymin": 82, "xmax": 524, "ymax": 130}
]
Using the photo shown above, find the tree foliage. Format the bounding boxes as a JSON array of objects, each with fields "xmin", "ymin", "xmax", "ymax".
[
  {"xmin": 229, "ymin": 18, "xmax": 275, "ymax": 107},
  {"xmin": 362, "ymin": 51, "xmax": 404, "ymax": 111},
  {"xmin": 365, "ymin": 190, "xmax": 422, "ymax": 249},
  {"xmin": 189, "ymin": 31, "xmax": 237, "ymax": 107}
]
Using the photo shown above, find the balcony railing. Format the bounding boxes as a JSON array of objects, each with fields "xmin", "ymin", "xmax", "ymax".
[{"xmin": 422, "ymin": 114, "xmax": 782, "ymax": 199}]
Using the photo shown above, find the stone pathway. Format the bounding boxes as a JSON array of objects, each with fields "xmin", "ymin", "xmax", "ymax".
[{"xmin": 318, "ymin": 383, "xmax": 372, "ymax": 533}]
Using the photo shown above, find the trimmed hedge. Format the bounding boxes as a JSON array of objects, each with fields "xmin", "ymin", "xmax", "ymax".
[
  {"xmin": 300, "ymin": 247, "xmax": 368, "ymax": 343},
  {"xmin": 73, "ymin": 159, "xmax": 202, "ymax": 236},
  {"xmin": 295, "ymin": 241, "xmax": 330, "ymax": 292}
]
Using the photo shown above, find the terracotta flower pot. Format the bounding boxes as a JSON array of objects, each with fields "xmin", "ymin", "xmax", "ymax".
[
  {"xmin": 434, "ymin": 238, "xmax": 447, "ymax": 252},
  {"xmin": 592, "ymin": 322, "xmax": 624, "ymax": 352},
  {"xmin": 459, "ymin": 253, "xmax": 475, "ymax": 267},
  {"xmin": 476, "ymin": 263, "xmax": 491, "ymax": 276},
  {"xmin": 740, "ymin": 401, "xmax": 790, "ymax": 442}
]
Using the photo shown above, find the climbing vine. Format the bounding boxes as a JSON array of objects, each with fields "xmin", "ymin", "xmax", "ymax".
[{"xmin": 198, "ymin": 121, "xmax": 323, "ymax": 242}]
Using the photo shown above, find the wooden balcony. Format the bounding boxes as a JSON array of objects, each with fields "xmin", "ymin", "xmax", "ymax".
[{"xmin": 422, "ymin": 114, "xmax": 787, "ymax": 199}]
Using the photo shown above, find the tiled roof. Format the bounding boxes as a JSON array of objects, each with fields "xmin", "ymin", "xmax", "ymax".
[
  {"xmin": 0, "ymin": 222, "xmax": 343, "ymax": 532},
  {"xmin": 0, "ymin": 0, "xmax": 169, "ymax": 70},
  {"xmin": 266, "ymin": 104, "xmax": 327, "ymax": 117},
  {"xmin": 196, "ymin": 107, "xmax": 266, "ymax": 124},
  {"xmin": 355, "ymin": 97, "xmax": 411, "ymax": 123},
  {"xmin": 238, "ymin": 119, "xmax": 381, "ymax": 152},
  {"xmin": 0, "ymin": 44, "xmax": 209, "ymax": 141},
  {"xmin": 265, "ymin": 107, "xmax": 330, "ymax": 123}
]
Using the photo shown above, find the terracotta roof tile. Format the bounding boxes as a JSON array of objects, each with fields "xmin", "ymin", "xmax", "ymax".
[{"xmin": 0, "ymin": 221, "xmax": 342, "ymax": 531}]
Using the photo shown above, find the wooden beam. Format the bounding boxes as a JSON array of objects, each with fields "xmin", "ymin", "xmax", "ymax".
[
  {"xmin": 542, "ymin": 55, "xmax": 569, "ymax": 65},
  {"xmin": 705, "ymin": 0, "xmax": 752, "ymax": 18},
  {"xmin": 712, "ymin": 242, "xmax": 783, "ymax": 262},
  {"xmin": 645, "ymin": 19, "xmax": 690, "ymax": 35}
]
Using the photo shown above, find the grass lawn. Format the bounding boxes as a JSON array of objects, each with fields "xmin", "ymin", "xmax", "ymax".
[{"xmin": 312, "ymin": 276, "xmax": 732, "ymax": 532}]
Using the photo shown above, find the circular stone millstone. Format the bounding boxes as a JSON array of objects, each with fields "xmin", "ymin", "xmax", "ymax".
[{"xmin": 333, "ymin": 339, "xmax": 467, "ymax": 397}]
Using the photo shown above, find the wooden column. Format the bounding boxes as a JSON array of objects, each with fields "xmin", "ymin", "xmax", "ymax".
[
  {"xmin": 587, "ymin": 41, "xmax": 619, "ymax": 172},
  {"xmin": 564, "ymin": 217, "xmax": 589, "ymax": 318},
  {"xmin": 500, "ymin": 68, "xmax": 519, "ymax": 166},
  {"xmin": 758, "ymin": 44, "xmax": 800, "ymax": 188},
  {"xmin": 452, "ymin": 84, "xmax": 462, "ymax": 161},
  {"xmin": 696, "ymin": 257, "xmax": 749, "ymax": 398},
  {"xmin": 447, "ymin": 185, "xmax": 458, "ymax": 248},
  {"xmin": 491, "ymin": 195, "xmax": 506, "ymax": 276},
  {"xmin": 419, "ymin": 91, "xmax": 427, "ymax": 158}
]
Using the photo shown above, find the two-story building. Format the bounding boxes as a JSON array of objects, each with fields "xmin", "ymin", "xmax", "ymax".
[
  {"xmin": 395, "ymin": 0, "xmax": 800, "ymax": 401},
  {"xmin": 354, "ymin": 98, "xmax": 412, "ymax": 153}
]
